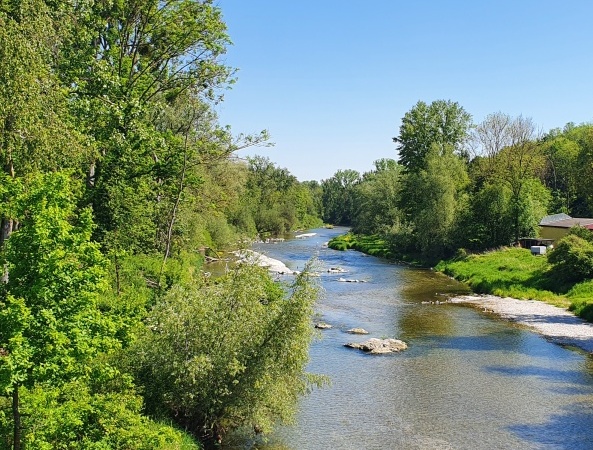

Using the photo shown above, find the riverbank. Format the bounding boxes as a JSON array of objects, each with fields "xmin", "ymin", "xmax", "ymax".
[
  {"xmin": 450, "ymin": 294, "xmax": 593, "ymax": 353},
  {"xmin": 436, "ymin": 247, "xmax": 593, "ymax": 322}
]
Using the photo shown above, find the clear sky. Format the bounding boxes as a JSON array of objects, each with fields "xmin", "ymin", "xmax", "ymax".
[{"xmin": 215, "ymin": 0, "xmax": 593, "ymax": 181}]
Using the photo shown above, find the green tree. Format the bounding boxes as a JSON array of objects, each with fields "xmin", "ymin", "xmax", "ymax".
[
  {"xmin": 351, "ymin": 159, "xmax": 403, "ymax": 235},
  {"xmin": 0, "ymin": 173, "xmax": 118, "ymax": 449},
  {"xmin": 542, "ymin": 135, "xmax": 580, "ymax": 213},
  {"xmin": 548, "ymin": 232, "xmax": 593, "ymax": 283},
  {"xmin": 393, "ymin": 100, "xmax": 472, "ymax": 173},
  {"xmin": 0, "ymin": 0, "xmax": 89, "ymax": 246},
  {"xmin": 241, "ymin": 156, "xmax": 320, "ymax": 235},
  {"xmin": 471, "ymin": 113, "xmax": 547, "ymax": 242},
  {"xmin": 321, "ymin": 169, "xmax": 361, "ymax": 225},
  {"xmin": 461, "ymin": 182, "xmax": 514, "ymax": 250},
  {"xmin": 128, "ymin": 263, "xmax": 324, "ymax": 444},
  {"xmin": 404, "ymin": 147, "xmax": 469, "ymax": 260}
]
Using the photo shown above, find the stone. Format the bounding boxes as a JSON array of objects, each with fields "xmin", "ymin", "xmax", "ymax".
[
  {"xmin": 315, "ymin": 322, "xmax": 333, "ymax": 329},
  {"xmin": 346, "ymin": 328, "xmax": 369, "ymax": 334},
  {"xmin": 344, "ymin": 338, "xmax": 408, "ymax": 354}
]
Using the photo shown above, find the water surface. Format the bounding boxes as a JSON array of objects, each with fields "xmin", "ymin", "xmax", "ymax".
[{"xmin": 227, "ymin": 227, "xmax": 593, "ymax": 450}]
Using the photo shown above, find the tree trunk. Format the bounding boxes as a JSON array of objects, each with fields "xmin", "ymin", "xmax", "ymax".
[
  {"xmin": 1, "ymin": 218, "xmax": 13, "ymax": 283},
  {"xmin": 12, "ymin": 385, "xmax": 21, "ymax": 450},
  {"xmin": 159, "ymin": 137, "xmax": 188, "ymax": 283},
  {"xmin": 0, "ymin": 218, "xmax": 13, "ymax": 247},
  {"xmin": 87, "ymin": 161, "xmax": 96, "ymax": 188}
]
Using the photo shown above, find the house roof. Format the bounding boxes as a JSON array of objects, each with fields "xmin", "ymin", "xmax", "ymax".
[
  {"xmin": 539, "ymin": 217, "xmax": 593, "ymax": 229},
  {"xmin": 539, "ymin": 213, "xmax": 572, "ymax": 225}
]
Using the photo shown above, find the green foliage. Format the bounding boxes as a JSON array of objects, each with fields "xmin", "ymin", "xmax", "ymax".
[
  {"xmin": 0, "ymin": 382, "xmax": 199, "ymax": 450},
  {"xmin": 321, "ymin": 169, "xmax": 361, "ymax": 225},
  {"xmin": 241, "ymin": 157, "xmax": 322, "ymax": 235},
  {"xmin": 403, "ymin": 146, "xmax": 469, "ymax": 261},
  {"xmin": 328, "ymin": 234, "xmax": 394, "ymax": 259},
  {"xmin": 351, "ymin": 160, "xmax": 402, "ymax": 235},
  {"xmin": 547, "ymin": 234, "xmax": 593, "ymax": 283},
  {"xmin": 127, "ymin": 263, "xmax": 324, "ymax": 442},
  {"xmin": 0, "ymin": 1, "xmax": 324, "ymax": 447},
  {"xmin": 394, "ymin": 100, "xmax": 472, "ymax": 173},
  {"xmin": 0, "ymin": 173, "xmax": 118, "ymax": 390},
  {"xmin": 565, "ymin": 224, "xmax": 593, "ymax": 243},
  {"xmin": 0, "ymin": 0, "xmax": 89, "ymax": 177}
]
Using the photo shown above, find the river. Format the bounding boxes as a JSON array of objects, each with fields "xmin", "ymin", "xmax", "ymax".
[{"xmin": 225, "ymin": 227, "xmax": 593, "ymax": 450}]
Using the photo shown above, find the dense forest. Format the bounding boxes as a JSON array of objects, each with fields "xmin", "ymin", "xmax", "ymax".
[
  {"xmin": 0, "ymin": 1, "xmax": 325, "ymax": 448},
  {"xmin": 322, "ymin": 100, "xmax": 593, "ymax": 265}
]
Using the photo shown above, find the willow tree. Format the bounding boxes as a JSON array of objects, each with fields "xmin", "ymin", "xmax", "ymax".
[{"xmin": 129, "ymin": 263, "xmax": 325, "ymax": 445}]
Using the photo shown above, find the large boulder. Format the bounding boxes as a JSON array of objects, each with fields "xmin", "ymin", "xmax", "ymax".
[{"xmin": 345, "ymin": 338, "xmax": 408, "ymax": 354}]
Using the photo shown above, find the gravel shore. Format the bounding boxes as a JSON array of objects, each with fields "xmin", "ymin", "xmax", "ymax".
[{"xmin": 450, "ymin": 295, "xmax": 593, "ymax": 353}]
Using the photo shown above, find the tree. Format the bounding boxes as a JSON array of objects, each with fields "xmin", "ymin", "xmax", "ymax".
[
  {"xmin": 321, "ymin": 169, "xmax": 361, "ymax": 225},
  {"xmin": 55, "ymin": 0, "xmax": 239, "ymax": 255},
  {"xmin": 393, "ymin": 100, "xmax": 472, "ymax": 173},
  {"xmin": 0, "ymin": 0, "xmax": 89, "ymax": 247},
  {"xmin": 128, "ymin": 263, "xmax": 324, "ymax": 444},
  {"xmin": 0, "ymin": 173, "xmax": 118, "ymax": 449},
  {"xmin": 548, "ymin": 232, "xmax": 593, "ymax": 283},
  {"xmin": 403, "ymin": 146, "xmax": 469, "ymax": 260},
  {"xmin": 471, "ymin": 113, "xmax": 546, "ymax": 242},
  {"xmin": 461, "ymin": 182, "xmax": 514, "ymax": 250},
  {"xmin": 241, "ymin": 156, "xmax": 320, "ymax": 235},
  {"xmin": 351, "ymin": 159, "xmax": 403, "ymax": 235},
  {"xmin": 541, "ymin": 135, "xmax": 580, "ymax": 213}
]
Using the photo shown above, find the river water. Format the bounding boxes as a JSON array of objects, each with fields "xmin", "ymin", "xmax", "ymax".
[{"xmin": 226, "ymin": 227, "xmax": 593, "ymax": 450}]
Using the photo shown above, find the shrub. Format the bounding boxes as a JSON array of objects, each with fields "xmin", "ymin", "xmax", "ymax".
[{"xmin": 548, "ymin": 234, "xmax": 593, "ymax": 283}]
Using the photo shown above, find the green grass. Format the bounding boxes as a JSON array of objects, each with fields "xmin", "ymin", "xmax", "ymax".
[
  {"xmin": 329, "ymin": 236, "xmax": 593, "ymax": 322},
  {"xmin": 328, "ymin": 233, "xmax": 394, "ymax": 259},
  {"xmin": 436, "ymin": 247, "xmax": 593, "ymax": 321}
]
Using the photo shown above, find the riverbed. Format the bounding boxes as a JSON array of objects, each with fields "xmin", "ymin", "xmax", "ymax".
[{"xmin": 225, "ymin": 227, "xmax": 593, "ymax": 450}]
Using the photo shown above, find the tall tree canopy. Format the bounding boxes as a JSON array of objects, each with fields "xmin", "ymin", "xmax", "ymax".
[{"xmin": 393, "ymin": 100, "xmax": 472, "ymax": 173}]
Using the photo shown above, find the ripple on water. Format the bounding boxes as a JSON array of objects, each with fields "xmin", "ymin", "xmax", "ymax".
[{"xmin": 225, "ymin": 228, "xmax": 593, "ymax": 450}]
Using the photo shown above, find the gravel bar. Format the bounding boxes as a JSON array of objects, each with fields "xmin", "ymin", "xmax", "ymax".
[{"xmin": 450, "ymin": 295, "xmax": 593, "ymax": 353}]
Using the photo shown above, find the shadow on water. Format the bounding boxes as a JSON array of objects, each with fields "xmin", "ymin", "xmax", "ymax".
[
  {"xmin": 485, "ymin": 364, "xmax": 593, "ymax": 390},
  {"xmin": 508, "ymin": 402, "xmax": 593, "ymax": 450}
]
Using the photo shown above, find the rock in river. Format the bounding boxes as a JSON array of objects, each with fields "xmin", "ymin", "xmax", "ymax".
[
  {"xmin": 315, "ymin": 322, "xmax": 333, "ymax": 329},
  {"xmin": 346, "ymin": 328, "xmax": 369, "ymax": 334},
  {"xmin": 345, "ymin": 338, "xmax": 408, "ymax": 354}
]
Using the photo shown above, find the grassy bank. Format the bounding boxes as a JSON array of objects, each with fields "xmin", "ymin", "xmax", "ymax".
[
  {"xmin": 435, "ymin": 247, "xmax": 593, "ymax": 322},
  {"xmin": 328, "ymin": 233, "xmax": 394, "ymax": 259}
]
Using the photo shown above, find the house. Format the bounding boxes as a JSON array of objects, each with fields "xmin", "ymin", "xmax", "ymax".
[{"xmin": 539, "ymin": 213, "xmax": 593, "ymax": 242}]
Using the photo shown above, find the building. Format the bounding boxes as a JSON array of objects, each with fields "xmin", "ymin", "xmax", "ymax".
[{"xmin": 539, "ymin": 213, "xmax": 593, "ymax": 242}]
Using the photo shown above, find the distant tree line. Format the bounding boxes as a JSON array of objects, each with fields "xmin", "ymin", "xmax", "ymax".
[
  {"xmin": 320, "ymin": 100, "xmax": 593, "ymax": 264},
  {"xmin": 0, "ymin": 1, "xmax": 323, "ymax": 448}
]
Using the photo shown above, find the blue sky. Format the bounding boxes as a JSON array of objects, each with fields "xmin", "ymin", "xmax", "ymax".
[{"xmin": 215, "ymin": 0, "xmax": 593, "ymax": 181}]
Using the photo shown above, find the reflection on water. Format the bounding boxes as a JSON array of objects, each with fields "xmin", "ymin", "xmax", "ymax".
[{"xmin": 220, "ymin": 227, "xmax": 593, "ymax": 450}]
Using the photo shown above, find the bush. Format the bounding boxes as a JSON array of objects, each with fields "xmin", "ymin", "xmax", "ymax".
[
  {"xmin": 566, "ymin": 225, "xmax": 593, "ymax": 243},
  {"xmin": 548, "ymin": 234, "xmax": 593, "ymax": 283},
  {"xmin": 1, "ymin": 382, "xmax": 200, "ymax": 450}
]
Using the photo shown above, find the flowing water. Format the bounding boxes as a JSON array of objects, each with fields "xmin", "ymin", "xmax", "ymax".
[{"xmin": 225, "ymin": 227, "xmax": 593, "ymax": 450}]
